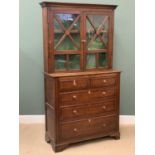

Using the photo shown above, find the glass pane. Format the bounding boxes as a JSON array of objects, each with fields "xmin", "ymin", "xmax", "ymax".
[
  {"xmin": 54, "ymin": 18, "xmax": 62, "ymax": 32},
  {"xmin": 54, "ymin": 55, "xmax": 67, "ymax": 70},
  {"xmin": 56, "ymin": 35, "xmax": 80, "ymax": 51},
  {"xmin": 98, "ymin": 53, "xmax": 108, "ymax": 67},
  {"xmin": 86, "ymin": 15, "xmax": 109, "ymax": 50},
  {"xmin": 56, "ymin": 14, "xmax": 79, "ymax": 29},
  {"xmin": 54, "ymin": 13, "xmax": 80, "ymax": 51},
  {"xmin": 86, "ymin": 53, "xmax": 96, "ymax": 69},
  {"xmin": 68, "ymin": 54, "xmax": 80, "ymax": 70},
  {"xmin": 54, "ymin": 33, "xmax": 62, "ymax": 48}
]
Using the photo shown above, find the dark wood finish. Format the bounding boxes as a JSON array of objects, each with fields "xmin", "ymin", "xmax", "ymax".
[
  {"xmin": 59, "ymin": 77, "xmax": 89, "ymax": 92},
  {"xmin": 40, "ymin": 2, "xmax": 120, "ymax": 152},
  {"xmin": 91, "ymin": 75, "xmax": 116, "ymax": 88},
  {"xmin": 60, "ymin": 87, "xmax": 116, "ymax": 103},
  {"xmin": 60, "ymin": 115, "xmax": 117, "ymax": 140},
  {"xmin": 60, "ymin": 99, "xmax": 116, "ymax": 121}
]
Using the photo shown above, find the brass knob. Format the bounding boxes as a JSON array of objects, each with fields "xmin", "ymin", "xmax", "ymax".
[
  {"xmin": 103, "ymin": 79, "xmax": 107, "ymax": 83},
  {"xmin": 102, "ymin": 91, "xmax": 106, "ymax": 95},
  {"xmin": 73, "ymin": 80, "xmax": 77, "ymax": 86},
  {"xmin": 73, "ymin": 128, "xmax": 77, "ymax": 132},
  {"xmin": 73, "ymin": 95, "xmax": 77, "ymax": 99},
  {"xmin": 102, "ymin": 106, "xmax": 106, "ymax": 109},
  {"xmin": 88, "ymin": 119, "xmax": 91, "ymax": 123},
  {"xmin": 81, "ymin": 39, "xmax": 86, "ymax": 43},
  {"xmin": 102, "ymin": 123, "xmax": 106, "ymax": 127},
  {"xmin": 73, "ymin": 110, "xmax": 77, "ymax": 114},
  {"xmin": 88, "ymin": 90, "xmax": 91, "ymax": 94}
]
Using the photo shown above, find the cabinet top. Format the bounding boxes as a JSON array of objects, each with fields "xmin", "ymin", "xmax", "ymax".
[
  {"xmin": 45, "ymin": 70, "xmax": 121, "ymax": 78},
  {"xmin": 40, "ymin": 1, "xmax": 117, "ymax": 10}
]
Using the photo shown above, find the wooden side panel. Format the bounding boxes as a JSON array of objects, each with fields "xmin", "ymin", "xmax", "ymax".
[
  {"xmin": 45, "ymin": 77, "xmax": 55, "ymax": 107},
  {"xmin": 115, "ymin": 72, "xmax": 121, "ymax": 131},
  {"xmin": 46, "ymin": 105, "xmax": 55, "ymax": 141},
  {"xmin": 42, "ymin": 7, "xmax": 49, "ymax": 72},
  {"xmin": 44, "ymin": 76, "xmax": 56, "ymax": 143},
  {"xmin": 108, "ymin": 11, "xmax": 114, "ymax": 68}
]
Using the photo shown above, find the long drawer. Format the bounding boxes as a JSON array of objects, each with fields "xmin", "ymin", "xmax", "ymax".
[
  {"xmin": 60, "ymin": 99, "xmax": 116, "ymax": 121},
  {"xmin": 59, "ymin": 87, "xmax": 116, "ymax": 106},
  {"xmin": 60, "ymin": 115, "xmax": 117, "ymax": 140}
]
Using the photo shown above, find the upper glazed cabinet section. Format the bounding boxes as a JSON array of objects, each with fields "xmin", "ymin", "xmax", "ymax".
[{"xmin": 40, "ymin": 2, "xmax": 117, "ymax": 73}]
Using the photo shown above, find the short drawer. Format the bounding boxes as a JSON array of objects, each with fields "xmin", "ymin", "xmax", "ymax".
[
  {"xmin": 59, "ymin": 87, "xmax": 116, "ymax": 106},
  {"xmin": 59, "ymin": 77, "xmax": 89, "ymax": 92},
  {"xmin": 60, "ymin": 99, "xmax": 116, "ymax": 121},
  {"xmin": 90, "ymin": 87, "xmax": 116, "ymax": 99},
  {"xmin": 91, "ymin": 76, "xmax": 116, "ymax": 88},
  {"xmin": 60, "ymin": 115, "xmax": 117, "ymax": 140}
]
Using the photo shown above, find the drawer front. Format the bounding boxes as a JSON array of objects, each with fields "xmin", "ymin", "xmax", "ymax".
[
  {"xmin": 91, "ymin": 76, "xmax": 116, "ymax": 88},
  {"xmin": 60, "ymin": 87, "xmax": 116, "ymax": 105},
  {"xmin": 59, "ymin": 77, "xmax": 89, "ymax": 92},
  {"xmin": 60, "ymin": 115, "xmax": 117, "ymax": 140},
  {"xmin": 60, "ymin": 90, "xmax": 89, "ymax": 104},
  {"xmin": 60, "ymin": 99, "xmax": 116, "ymax": 121},
  {"xmin": 90, "ymin": 87, "xmax": 116, "ymax": 99}
]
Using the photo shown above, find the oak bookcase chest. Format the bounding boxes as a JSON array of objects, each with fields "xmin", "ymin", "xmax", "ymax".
[{"xmin": 40, "ymin": 2, "xmax": 121, "ymax": 152}]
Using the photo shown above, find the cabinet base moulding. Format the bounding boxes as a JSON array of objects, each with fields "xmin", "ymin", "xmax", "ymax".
[{"xmin": 44, "ymin": 130, "xmax": 121, "ymax": 152}]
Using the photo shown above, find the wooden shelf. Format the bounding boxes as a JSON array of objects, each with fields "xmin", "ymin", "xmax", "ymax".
[
  {"xmin": 54, "ymin": 30, "xmax": 108, "ymax": 33},
  {"xmin": 54, "ymin": 29, "xmax": 80, "ymax": 33},
  {"xmin": 86, "ymin": 30, "xmax": 108, "ymax": 33}
]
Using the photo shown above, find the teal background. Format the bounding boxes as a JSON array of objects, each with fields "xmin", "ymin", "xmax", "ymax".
[{"xmin": 19, "ymin": 0, "xmax": 135, "ymax": 115}]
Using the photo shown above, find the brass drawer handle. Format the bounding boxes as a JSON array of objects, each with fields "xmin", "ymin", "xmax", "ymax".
[
  {"xmin": 73, "ymin": 128, "xmax": 77, "ymax": 132},
  {"xmin": 73, "ymin": 80, "xmax": 77, "ymax": 86},
  {"xmin": 102, "ymin": 123, "xmax": 106, "ymax": 127},
  {"xmin": 102, "ymin": 106, "xmax": 106, "ymax": 109},
  {"xmin": 73, "ymin": 95, "xmax": 77, "ymax": 99},
  {"xmin": 88, "ymin": 119, "xmax": 91, "ymax": 123},
  {"xmin": 81, "ymin": 39, "xmax": 86, "ymax": 43},
  {"xmin": 88, "ymin": 90, "xmax": 91, "ymax": 94},
  {"xmin": 103, "ymin": 79, "xmax": 107, "ymax": 83},
  {"xmin": 73, "ymin": 110, "xmax": 77, "ymax": 114},
  {"xmin": 102, "ymin": 91, "xmax": 106, "ymax": 95}
]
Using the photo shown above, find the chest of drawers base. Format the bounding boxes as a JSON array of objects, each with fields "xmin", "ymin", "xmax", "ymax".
[{"xmin": 44, "ymin": 71, "xmax": 121, "ymax": 152}]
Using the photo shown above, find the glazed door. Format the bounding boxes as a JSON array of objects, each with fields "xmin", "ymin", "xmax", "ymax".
[
  {"xmin": 49, "ymin": 11, "xmax": 83, "ymax": 72},
  {"xmin": 48, "ymin": 10, "xmax": 112, "ymax": 72},
  {"xmin": 83, "ymin": 12, "xmax": 112, "ymax": 70}
]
